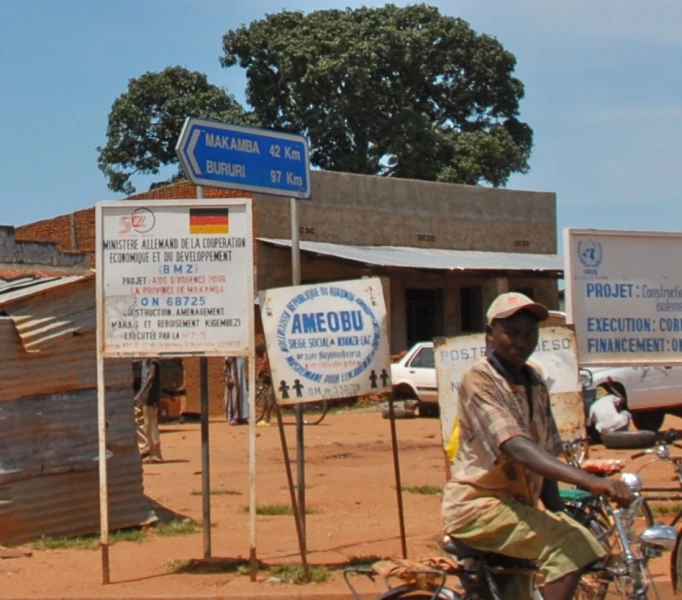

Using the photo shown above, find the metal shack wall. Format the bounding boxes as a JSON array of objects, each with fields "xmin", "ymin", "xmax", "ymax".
[{"xmin": 0, "ymin": 279, "xmax": 155, "ymax": 545}]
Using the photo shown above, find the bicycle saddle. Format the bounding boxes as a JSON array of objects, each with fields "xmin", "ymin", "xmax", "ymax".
[
  {"xmin": 441, "ymin": 537, "xmax": 535, "ymax": 568},
  {"xmin": 441, "ymin": 537, "xmax": 483, "ymax": 558}
]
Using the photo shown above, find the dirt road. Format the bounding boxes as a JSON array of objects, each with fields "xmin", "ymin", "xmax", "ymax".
[{"xmin": 3, "ymin": 407, "xmax": 681, "ymax": 598}]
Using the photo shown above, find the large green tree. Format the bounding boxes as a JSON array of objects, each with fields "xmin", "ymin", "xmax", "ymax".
[
  {"xmin": 97, "ymin": 66, "xmax": 248, "ymax": 194},
  {"xmin": 220, "ymin": 3, "xmax": 532, "ymax": 186}
]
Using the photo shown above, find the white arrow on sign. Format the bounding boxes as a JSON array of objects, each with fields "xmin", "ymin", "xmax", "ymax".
[{"xmin": 187, "ymin": 128, "xmax": 202, "ymax": 174}]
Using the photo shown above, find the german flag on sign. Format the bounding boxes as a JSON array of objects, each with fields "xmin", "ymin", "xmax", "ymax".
[{"xmin": 189, "ymin": 208, "xmax": 229, "ymax": 235}]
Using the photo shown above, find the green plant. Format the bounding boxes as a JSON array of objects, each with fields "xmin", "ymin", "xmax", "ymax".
[
  {"xmin": 244, "ymin": 504, "xmax": 317, "ymax": 516},
  {"xmin": 270, "ymin": 563, "xmax": 329, "ymax": 584},
  {"xmin": 191, "ymin": 489, "xmax": 242, "ymax": 496},
  {"xmin": 155, "ymin": 518, "xmax": 199, "ymax": 536},
  {"xmin": 402, "ymin": 485, "xmax": 442, "ymax": 496},
  {"xmin": 31, "ymin": 528, "xmax": 145, "ymax": 551}
]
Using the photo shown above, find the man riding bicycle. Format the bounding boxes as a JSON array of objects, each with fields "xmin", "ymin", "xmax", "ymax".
[{"xmin": 442, "ymin": 292, "xmax": 633, "ymax": 600}]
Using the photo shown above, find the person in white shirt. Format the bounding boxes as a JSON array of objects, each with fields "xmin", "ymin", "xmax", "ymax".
[{"xmin": 588, "ymin": 386, "xmax": 631, "ymax": 433}]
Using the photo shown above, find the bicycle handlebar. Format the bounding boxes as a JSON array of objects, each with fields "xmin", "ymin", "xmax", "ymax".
[{"xmin": 630, "ymin": 442, "xmax": 682, "ymax": 461}]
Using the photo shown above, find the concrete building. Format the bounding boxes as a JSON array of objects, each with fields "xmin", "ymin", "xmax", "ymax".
[{"xmin": 15, "ymin": 170, "xmax": 562, "ymax": 414}]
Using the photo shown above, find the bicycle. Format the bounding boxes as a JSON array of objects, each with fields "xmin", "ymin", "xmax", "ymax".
[
  {"xmin": 344, "ymin": 489, "xmax": 670, "ymax": 599},
  {"xmin": 627, "ymin": 429, "xmax": 682, "ymax": 592},
  {"xmin": 255, "ymin": 383, "xmax": 329, "ymax": 425}
]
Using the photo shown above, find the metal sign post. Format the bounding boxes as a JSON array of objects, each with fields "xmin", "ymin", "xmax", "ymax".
[
  {"xmin": 95, "ymin": 197, "xmax": 254, "ymax": 584},
  {"xmin": 175, "ymin": 117, "xmax": 312, "ymax": 578},
  {"xmin": 94, "ymin": 255, "xmax": 110, "ymax": 583},
  {"xmin": 290, "ymin": 197, "xmax": 307, "ymax": 545},
  {"xmin": 195, "ymin": 186, "xmax": 212, "ymax": 559}
]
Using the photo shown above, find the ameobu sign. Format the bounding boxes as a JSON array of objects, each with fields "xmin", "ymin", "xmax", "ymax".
[
  {"xmin": 96, "ymin": 198, "xmax": 254, "ymax": 357},
  {"xmin": 260, "ymin": 278, "xmax": 391, "ymax": 404}
]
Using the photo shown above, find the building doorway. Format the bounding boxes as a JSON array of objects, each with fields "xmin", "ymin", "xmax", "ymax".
[{"xmin": 405, "ymin": 288, "xmax": 444, "ymax": 347}]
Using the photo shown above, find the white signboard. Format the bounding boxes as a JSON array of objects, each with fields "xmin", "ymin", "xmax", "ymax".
[
  {"xmin": 434, "ymin": 326, "xmax": 584, "ymax": 450},
  {"xmin": 96, "ymin": 199, "xmax": 254, "ymax": 357},
  {"xmin": 566, "ymin": 229, "xmax": 682, "ymax": 366},
  {"xmin": 260, "ymin": 278, "xmax": 391, "ymax": 404}
]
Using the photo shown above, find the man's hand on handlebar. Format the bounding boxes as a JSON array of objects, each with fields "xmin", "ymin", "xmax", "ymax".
[{"xmin": 587, "ymin": 478, "xmax": 634, "ymax": 507}]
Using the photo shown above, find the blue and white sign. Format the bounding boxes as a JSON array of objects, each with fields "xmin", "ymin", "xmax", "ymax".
[
  {"xmin": 260, "ymin": 278, "xmax": 391, "ymax": 404},
  {"xmin": 565, "ymin": 228, "xmax": 682, "ymax": 366},
  {"xmin": 176, "ymin": 117, "xmax": 311, "ymax": 199}
]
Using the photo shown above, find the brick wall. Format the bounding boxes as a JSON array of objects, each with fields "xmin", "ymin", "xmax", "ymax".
[{"xmin": 15, "ymin": 208, "xmax": 96, "ymax": 264}]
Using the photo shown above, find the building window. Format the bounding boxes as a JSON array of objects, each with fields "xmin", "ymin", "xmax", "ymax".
[
  {"xmin": 460, "ymin": 286, "xmax": 483, "ymax": 332},
  {"xmin": 405, "ymin": 288, "xmax": 444, "ymax": 347}
]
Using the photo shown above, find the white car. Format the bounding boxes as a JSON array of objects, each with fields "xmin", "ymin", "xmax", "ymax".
[
  {"xmin": 390, "ymin": 342, "xmax": 438, "ymax": 415},
  {"xmin": 582, "ymin": 365, "xmax": 682, "ymax": 432}
]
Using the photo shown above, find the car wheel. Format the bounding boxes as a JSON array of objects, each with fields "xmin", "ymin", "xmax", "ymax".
[
  {"xmin": 631, "ymin": 409, "xmax": 665, "ymax": 432},
  {"xmin": 601, "ymin": 430, "xmax": 657, "ymax": 450},
  {"xmin": 391, "ymin": 384, "xmax": 418, "ymax": 401}
]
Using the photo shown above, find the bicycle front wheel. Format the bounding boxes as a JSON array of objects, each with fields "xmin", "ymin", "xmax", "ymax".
[
  {"xmin": 379, "ymin": 585, "xmax": 463, "ymax": 600},
  {"xmin": 254, "ymin": 387, "xmax": 267, "ymax": 422},
  {"xmin": 280, "ymin": 400, "xmax": 329, "ymax": 425}
]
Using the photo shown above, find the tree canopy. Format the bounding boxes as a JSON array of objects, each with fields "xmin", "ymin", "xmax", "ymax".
[
  {"xmin": 220, "ymin": 3, "xmax": 532, "ymax": 186},
  {"xmin": 98, "ymin": 4, "xmax": 533, "ymax": 193},
  {"xmin": 97, "ymin": 66, "xmax": 248, "ymax": 194}
]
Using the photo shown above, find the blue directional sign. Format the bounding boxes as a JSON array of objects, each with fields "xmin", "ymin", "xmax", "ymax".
[{"xmin": 176, "ymin": 117, "xmax": 311, "ymax": 199}]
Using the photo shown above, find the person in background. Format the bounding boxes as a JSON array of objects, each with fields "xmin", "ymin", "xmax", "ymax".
[
  {"xmin": 135, "ymin": 357, "xmax": 163, "ymax": 463},
  {"xmin": 256, "ymin": 344, "xmax": 276, "ymax": 427},
  {"xmin": 225, "ymin": 356, "xmax": 247, "ymax": 425},
  {"xmin": 236, "ymin": 356, "xmax": 249, "ymax": 422},
  {"xmin": 588, "ymin": 381, "xmax": 631, "ymax": 434}
]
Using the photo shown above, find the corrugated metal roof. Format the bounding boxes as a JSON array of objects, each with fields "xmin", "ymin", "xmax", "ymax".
[
  {"xmin": 0, "ymin": 273, "xmax": 92, "ymax": 306},
  {"xmin": 258, "ymin": 238, "xmax": 564, "ymax": 273},
  {"xmin": 0, "ymin": 385, "xmax": 156, "ymax": 545},
  {"xmin": 4, "ymin": 276, "xmax": 95, "ymax": 352},
  {"xmin": 0, "ymin": 317, "xmax": 130, "ymax": 401}
]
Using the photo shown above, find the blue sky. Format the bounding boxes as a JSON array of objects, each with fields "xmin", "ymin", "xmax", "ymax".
[{"xmin": 1, "ymin": 0, "xmax": 681, "ymax": 252}]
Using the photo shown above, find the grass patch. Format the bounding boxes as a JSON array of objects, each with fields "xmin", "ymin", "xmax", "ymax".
[
  {"xmin": 649, "ymin": 502, "xmax": 682, "ymax": 516},
  {"xmin": 154, "ymin": 518, "xmax": 199, "ymax": 536},
  {"xmin": 402, "ymin": 485, "xmax": 442, "ymax": 496},
  {"xmin": 32, "ymin": 536, "xmax": 98, "ymax": 551},
  {"xmin": 270, "ymin": 563, "xmax": 329, "ymax": 584},
  {"xmin": 244, "ymin": 504, "xmax": 317, "ymax": 516},
  {"xmin": 31, "ymin": 527, "xmax": 145, "ymax": 551},
  {"xmin": 191, "ymin": 489, "xmax": 242, "ymax": 496}
]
